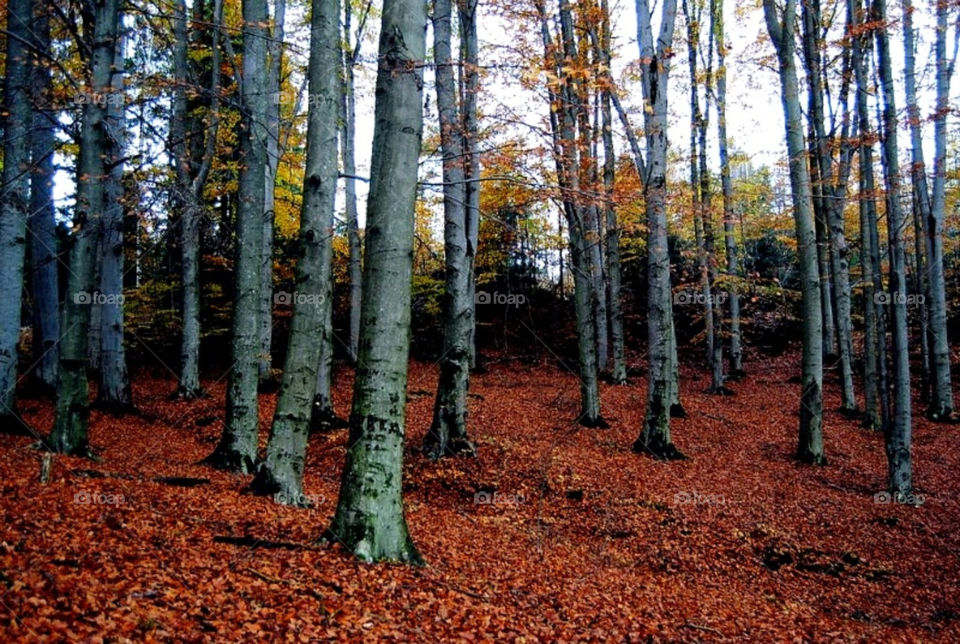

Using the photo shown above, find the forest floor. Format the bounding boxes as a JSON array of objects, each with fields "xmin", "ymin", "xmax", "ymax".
[{"xmin": 2, "ymin": 350, "xmax": 959, "ymax": 642}]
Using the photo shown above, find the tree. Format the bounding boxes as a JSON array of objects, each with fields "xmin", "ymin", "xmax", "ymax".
[
  {"xmin": 28, "ymin": 2, "xmax": 60, "ymax": 395},
  {"xmin": 203, "ymin": 0, "xmax": 269, "ymax": 472},
  {"xmin": 711, "ymin": 0, "xmax": 743, "ymax": 378},
  {"xmin": 259, "ymin": 0, "xmax": 288, "ymax": 386},
  {"xmin": 632, "ymin": 0, "xmax": 685, "ymax": 459},
  {"xmin": 96, "ymin": 35, "xmax": 133, "ymax": 411},
  {"xmin": 926, "ymin": 0, "xmax": 959, "ymax": 420},
  {"xmin": 423, "ymin": 0, "xmax": 477, "ymax": 459},
  {"xmin": 172, "ymin": 0, "xmax": 223, "ymax": 399},
  {"xmin": 323, "ymin": 0, "xmax": 426, "ymax": 563},
  {"xmin": 250, "ymin": 0, "xmax": 340, "ymax": 503},
  {"xmin": 763, "ymin": 0, "xmax": 825, "ymax": 464},
  {"xmin": 341, "ymin": 0, "xmax": 371, "ymax": 365},
  {"xmin": 460, "ymin": 0, "xmax": 481, "ymax": 372},
  {"xmin": 873, "ymin": 0, "xmax": 911, "ymax": 496},
  {"xmin": 48, "ymin": 0, "xmax": 122, "ymax": 454},
  {"xmin": 0, "ymin": 0, "xmax": 35, "ymax": 433}
]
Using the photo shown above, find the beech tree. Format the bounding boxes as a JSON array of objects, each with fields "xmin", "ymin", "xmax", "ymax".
[
  {"xmin": 763, "ymin": 0, "xmax": 825, "ymax": 464},
  {"xmin": 203, "ymin": 0, "xmax": 269, "ymax": 472},
  {"xmin": 632, "ymin": 0, "xmax": 685, "ymax": 459},
  {"xmin": 424, "ymin": 0, "xmax": 477, "ymax": 459},
  {"xmin": 250, "ymin": 0, "xmax": 340, "ymax": 503},
  {"xmin": 324, "ymin": 0, "xmax": 426, "ymax": 563},
  {"xmin": 49, "ymin": 0, "xmax": 122, "ymax": 455},
  {"xmin": 0, "ymin": 0, "xmax": 34, "ymax": 433},
  {"xmin": 873, "ymin": 0, "xmax": 912, "ymax": 496},
  {"xmin": 28, "ymin": 4, "xmax": 60, "ymax": 394}
]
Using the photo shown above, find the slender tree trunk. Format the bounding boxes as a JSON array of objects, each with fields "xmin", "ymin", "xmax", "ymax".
[
  {"xmin": 597, "ymin": 0, "xmax": 626, "ymax": 384},
  {"xmin": 324, "ymin": 0, "xmax": 426, "ymax": 563},
  {"xmin": 97, "ymin": 34, "xmax": 132, "ymax": 410},
  {"xmin": 249, "ymin": 0, "xmax": 339, "ymax": 503},
  {"xmin": 927, "ymin": 0, "xmax": 957, "ymax": 420},
  {"xmin": 341, "ymin": 0, "xmax": 366, "ymax": 365},
  {"xmin": 311, "ymin": 292, "xmax": 344, "ymax": 430},
  {"xmin": 460, "ymin": 0, "xmax": 481, "ymax": 372},
  {"xmin": 174, "ymin": 0, "xmax": 223, "ymax": 399},
  {"xmin": 711, "ymin": 0, "xmax": 742, "ymax": 378},
  {"xmin": 203, "ymin": 0, "xmax": 269, "ymax": 473},
  {"xmin": 0, "ymin": 0, "xmax": 34, "ymax": 432},
  {"xmin": 258, "ymin": 0, "xmax": 287, "ymax": 386},
  {"xmin": 424, "ymin": 0, "xmax": 477, "ymax": 459},
  {"xmin": 763, "ymin": 0, "xmax": 825, "ymax": 464},
  {"xmin": 633, "ymin": 0, "xmax": 684, "ymax": 458},
  {"xmin": 28, "ymin": 4, "xmax": 60, "ymax": 395},
  {"xmin": 873, "ymin": 0, "xmax": 912, "ymax": 496},
  {"xmin": 49, "ymin": 0, "xmax": 121, "ymax": 454},
  {"xmin": 852, "ymin": 0, "xmax": 881, "ymax": 430}
]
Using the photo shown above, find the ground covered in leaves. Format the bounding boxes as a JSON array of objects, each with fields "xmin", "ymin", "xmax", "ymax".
[{"xmin": 2, "ymin": 351, "xmax": 959, "ymax": 641}]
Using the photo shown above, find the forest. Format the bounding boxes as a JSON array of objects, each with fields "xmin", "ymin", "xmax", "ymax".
[{"xmin": 1, "ymin": 0, "xmax": 959, "ymax": 638}]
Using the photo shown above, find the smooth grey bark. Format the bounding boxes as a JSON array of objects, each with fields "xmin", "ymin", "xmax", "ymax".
[
  {"xmin": 341, "ymin": 0, "xmax": 369, "ymax": 365},
  {"xmin": 0, "ymin": 0, "xmax": 34, "ymax": 432},
  {"xmin": 424, "ymin": 0, "xmax": 477, "ymax": 459},
  {"xmin": 538, "ymin": 0, "xmax": 603, "ymax": 426},
  {"xmin": 258, "ymin": 0, "xmax": 287, "ymax": 385},
  {"xmin": 632, "ymin": 0, "xmax": 684, "ymax": 458},
  {"xmin": 763, "ymin": 0, "xmax": 825, "ymax": 464},
  {"xmin": 49, "ymin": 0, "xmax": 121, "ymax": 455},
  {"xmin": 249, "ymin": 0, "xmax": 339, "ymax": 504},
  {"xmin": 28, "ymin": 4, "xmax": 60, "ymax": 394},
  {"xmin": 901, "ymin": 0, "xmax": 933, "ymax": 402},
  {"xmin": 203, "ymin": 0, "xmax": 269, "ymax": 473},
  {"xmin": 873, "ymin": 0, "xmax": 912, "ymax": 496},
  {"xmin": 323, "ymin": 0, "xmax": 425, "ymax": 564},
  {"xmin": 459, "ymin": 0, "xmax": 480, "ymax": 372},
  {"xmin": 597, "ymin": 0, "xmax": 627, "ymax": 385},
  {"xmin": 851, "ymin": 0, "xmax": 881, "ymax": 430},
  {"xmin": 711, "ymin": 0, "xmax": 742, "ymax": 377},
  {"xmin": 800, "ymin": 0, "xmax": 856, "ymax": 412},
  {"xmin": 96, "ymin": 35, "xmax": 132, "ymax": 410},
  {"xmin": 173, "ymin": 0, "xmax": 223, "ymax": 399},
  {"xmin": 311, "ymin": 291, "xmax": 344, "ymax": 430},
  {"xmin": 927, "ymin": 0, "xmax": 958, "ymax": 420}
]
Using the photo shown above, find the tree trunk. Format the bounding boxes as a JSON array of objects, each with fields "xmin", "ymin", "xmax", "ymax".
[
  {"xmin": 597, "ymin": 0, "xmax": 626, "ymax": 385},
  {"xmin": 0, "ymin": 0, "xmax": 34, "ymax": 432},
  {"xmin": 927, "ymin": 0, "xmax": 957, "ymax": 420},
  {"xmin": 852, "ymin": 0, "xmax": 881, "ymax": 430},
  {"xmin": 258, "ymin": 0, "xmax": 287, "ymax": 386},
  {"xmin": 424, "ymin": 0, "xmax": 477, "ymax": 459},
  {"xmin": 632, "ymin": 0, "xmax": 684, "ymax": 459},
  {"xmin": 203, "ymin": 0, "xmax": 269, "ymax": 473},
  {"xmin": 49, "ymin": 0, "xmax": 121, "ymax": 454},
  {"xmin": 460, "ymin": 0, "xmax": 481, "ymax": 372},
  {"xmin": 873, "ymin": 0, "xmax": 912, "ymax": 496},
  {"xmin": 324, "ymin": 0, "xmax": 425, "ymax": 564},
  {"xmin": 173, "ymin": 0, "xmax": 223, "ymax": 399},
  {"xmin": 28, "ymin": 3, "xmax": 60, "ymax": 395},
  {"xmin": 96, "ymin": 35, "xmax": 132, "ymax": 410},
  {"xmin": 249, "ymin": 0, "xmax": 339, "ymax": 504},
  {"xmin": 763, "ymin": 0, "xmax": 825, "ymax": 464},
  {"xmin": 711, "ymin": 0, "xmax": 743, "ymax": 378},
  {"xmin": 341, "ymin": 0, "xmax": 366, "ymax": 365}
]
